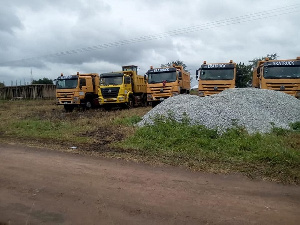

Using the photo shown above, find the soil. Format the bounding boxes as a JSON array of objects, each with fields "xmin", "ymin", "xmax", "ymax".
[{"xmin": 0, "ymin": 143, "xmax": 299, "ymax": 225}]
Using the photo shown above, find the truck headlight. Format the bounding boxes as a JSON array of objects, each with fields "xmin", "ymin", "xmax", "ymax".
[
  {"xmin": 73, "ymin": 97, "xmax": 79, "ymax": 101},
  {"xmin": 198, "ymin": 91, "xmax": 204, "ymax": 97},
  {"xmin": 147, "ymin": 94, "xmax": 152, "ymax": 100},
  {"xmin": 119, "ymin": 97, "xmax": 124, "ymax": 101}
]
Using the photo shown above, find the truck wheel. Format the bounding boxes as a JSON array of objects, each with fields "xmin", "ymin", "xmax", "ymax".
[
  {"xmin": 64, "ymin": 105, "xmax": 74, "ymax": 112},
  {"xmin": 129, "ymin": 97, "xmax": 134, "ymax": 108},
  {"xmin": 85, "ymin": 101, "xmax": 92, "ymax": 109},
  {"xmin": 127, "ymin": 97, "xmax": 134, "ymax": 109}
]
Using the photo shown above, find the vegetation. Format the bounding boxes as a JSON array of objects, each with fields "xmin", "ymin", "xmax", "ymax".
[
  {"xmin": 0, "ymin": 99, "xmax": 299, "ymax": 184},
  {"xmin": 32, "ymin": 77, "xmax": 54, "ymax": 84},
  {"xmin": 116, "ymin": 116, "xmax": 300, "ymax": 184},
  {"xmin": 0, "ymin": 82, "xmax": 5, "ymax": 88},
  {"xmin": 0, "ymin": 100, "xmax": 149, "ymax": 146},
  {"xmin": 248, "ymin": 53, "xmax": 278, "ymax": 68},
  {"xmin": 236, "ymin": 53, "xmax": 278, "ymax": 88},
  {"xmin": 236, "ymin": 63, "xmax": 252, "ymax": 88},
  {"xmin": 161, "ymin": 60, "xmax": 187, "ymax": 71}
]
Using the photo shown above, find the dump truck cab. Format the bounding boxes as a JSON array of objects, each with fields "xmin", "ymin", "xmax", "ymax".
[
  {"xmin": 98, "ymin": 65, "xmax": 147, "ymax": 107},
  {"xmin": 252, "ymin": 57, "xmax": 300, "ymax": 98},
  {"xmin": 196, "ymin": 60, "xmax": 236, "ymax": 97},
  {"xmin": 146, "ymin": 65, "xmax": 190, "ymax": 107},
  {"xmin": 56, "ymin": 72, "xmax": 99, "ymax": 112}
]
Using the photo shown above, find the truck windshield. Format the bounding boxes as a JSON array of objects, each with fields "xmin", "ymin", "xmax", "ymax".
[
  {"xmin": 56, "ymin": 78, "xmax": 78, "ymax": 89},
  {"xmin": 100, "ymin": 76, "xmax": 123, "ymax": 85},
  {"xmin": 200, "ymin": 69, "xmax": 234, "ymax": 80},
  {"xmin": 148, "ymin": 72, "xmax": 177, "ymax": 84},
  {"xmin": 263, "ymin": 66, "xmax": 300, "ymax": 79}
]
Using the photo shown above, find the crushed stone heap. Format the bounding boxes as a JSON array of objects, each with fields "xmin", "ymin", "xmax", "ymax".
[{"xmin": 138, "ymin": 88, "xmax": 300, "ymax": 133}]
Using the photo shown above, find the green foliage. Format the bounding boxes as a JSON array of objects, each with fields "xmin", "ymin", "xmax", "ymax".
[
  {"xmin": 249, "ymin": 53, "xmax": 278, "ymax": 68},
  {"xmin": 161, "ymin": 60, "xmax": 188, "ymax": 72},
  {"xmin": 117, "ymin": 116, "xmax": 300, "ymax": 184},
  {"xmin": 32, "ymin": 77, "xmax": 53, "ymax": 84},
  {"xmin": 290, "ymin": 121, "xmax": 300, "ymax": 131},
  {"xmin": 235, "ymin": 53, "xmax": 278, "ymax": 88},
  {"xmin": 236, "ymin": 63, "xmax": 252, "ymax": 88},
  {"xmin": 0, "ymin": 82, "xmax": 5, "ymax": 88}
]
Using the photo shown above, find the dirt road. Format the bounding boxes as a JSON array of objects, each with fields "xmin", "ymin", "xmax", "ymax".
[{"xmin": 0, "ymin": 144, "xmax": 299, "ymax": 225}]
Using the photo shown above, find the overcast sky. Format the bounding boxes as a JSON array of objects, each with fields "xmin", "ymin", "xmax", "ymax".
[{"xmin": 0, "ymin": 0, "xmax": 299, "ymax": 86}]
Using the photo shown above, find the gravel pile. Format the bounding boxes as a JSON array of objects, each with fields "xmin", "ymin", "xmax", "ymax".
[{"xmin": 138, "ymin": 88, "xmax": 300, "ymax": 133}]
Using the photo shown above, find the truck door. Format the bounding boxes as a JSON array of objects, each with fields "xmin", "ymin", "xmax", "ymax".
[
  {"xmin": 124, "ymin": 75, "xmax": 132, "ymax": 93},
  {"xmin": 79, "ymin": 78, "xmax": 88, "ymax": 93}
]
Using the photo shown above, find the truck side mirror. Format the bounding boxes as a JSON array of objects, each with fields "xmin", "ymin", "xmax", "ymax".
[
  {"xmin": 256, "ymin": 67, "xmax": 260, "ymax": 77},
  {"xmin": 196, "ymin": 70, "xmax": 199, "ymax": 79},
  {"xmin": 178, "ymin": 71, "xmax": 182, "ymax": 80}
]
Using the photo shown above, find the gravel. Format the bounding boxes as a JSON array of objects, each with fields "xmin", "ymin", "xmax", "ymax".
[{"xmin": 138, "ymin": 88, "xmax": 300, "ymax": 133}]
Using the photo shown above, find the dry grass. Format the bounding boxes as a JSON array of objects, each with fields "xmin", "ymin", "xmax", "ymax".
[{"xmin": 0, "ymin": 99, "xmax": 149, "ymax": 149}]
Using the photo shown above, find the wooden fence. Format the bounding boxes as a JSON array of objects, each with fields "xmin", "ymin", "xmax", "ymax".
[{"xmin": 0, "ymin": 84, "xmax": 56, "ymax": 100}]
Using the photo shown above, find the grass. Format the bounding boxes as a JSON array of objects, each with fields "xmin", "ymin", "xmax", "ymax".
[
  {"xmin": 115, "ymin": 116, "xmax": 300, "ymax": 184},
  {"xmin": 0, "ymin": 100, "xmax": 148, "ymax": 145},
  {"xmin": 0, "ymin": 99, "xmax": 299, "ymax": 184},
  {"xmin": 113, "ymin": 115, "xmax": 142, "ymax": 126}
]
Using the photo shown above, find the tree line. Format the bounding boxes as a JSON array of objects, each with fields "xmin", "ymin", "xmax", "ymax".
[{"xmin": 0, "ymin": 77, "xmax": 54, "ymax": 87}]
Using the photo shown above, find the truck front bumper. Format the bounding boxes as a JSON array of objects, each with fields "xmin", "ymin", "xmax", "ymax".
[{"xmin": 99, "ymin": 96, "xmax": 127, "ymax": 105}]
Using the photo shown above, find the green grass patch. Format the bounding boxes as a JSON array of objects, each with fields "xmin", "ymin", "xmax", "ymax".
[
  {"xmin": 116, "ymin": 118, "xmax": 300, "ymax": 184},
  {"xmin": 113, "ymin": 115, "xmax": 142, "ymax": 126},
  {"xmin": 8, "ymin": 118, "xmax": 89, "ymax": 143}
]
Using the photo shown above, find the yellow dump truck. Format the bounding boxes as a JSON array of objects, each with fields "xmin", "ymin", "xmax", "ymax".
[
  {"xmin": 196, "ymin": 60, "xmax": 236, "ymax": 97},
  {"xmin": 252, "ymin": 57, "xmax": 300, "ymax": 98},
  {"xmin": 56, "ymin": 72, "xmax": 99, "ymax": 112},
  {"xmin": 146, "ymin": 65, "xmax": 190, "ymax": 107},
  {"xmin": 98, "ymin": 65, "xmax": 147, "ymax": 108}
]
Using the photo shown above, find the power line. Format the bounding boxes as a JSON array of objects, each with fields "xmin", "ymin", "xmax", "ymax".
[{"xmin": 0, "ymin": 3, "xmax": 299, "ymax": 66}]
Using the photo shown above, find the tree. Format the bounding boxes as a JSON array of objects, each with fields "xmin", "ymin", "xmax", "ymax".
[
  {"xmin": 248, "ymin": 53, "xmax": 278, "ymax": 68},
  {"xmin": 235, "ymin": 53, "xmax": 278, "ymax": 88},
  {"xmin": 32, "ymin": 77, "xmax": 53, "ymax": 84},
  {"xmin": 161, "ymin": 60, "xmax": 188, "ymax": 72},
  {"xmin": 0, "ymin": 82, "xmax": 5, "ymax": 88},
  {"xmin": 161, "ymin": 60, "xmax": 192, "ymax": 82},
  {"xmin": 236, "ymin": 63, "xmax": 252, "ymax": 88}
]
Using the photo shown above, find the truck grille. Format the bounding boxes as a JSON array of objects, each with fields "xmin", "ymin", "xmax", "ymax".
[
  {"xmin": 101, "ymin": 87, "xmax": 120, "ymax": 98},
  {"xmin": 201, "ymin": 84, "xmax": 233, "ymax": 96},
  {"xmin": 266, "ymin": 83, "xmax": 299, "ymax": 96},
  {"xmin": 57, "ymin": 92, "xmax": 74, "ymax": 100},
  {"xmin": 149, "ymin": 85, "xmax": 172, "ymax": 95}
]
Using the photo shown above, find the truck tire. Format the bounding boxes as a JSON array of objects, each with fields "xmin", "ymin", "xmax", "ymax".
[
  {"xmin": 127, "ymin": 97, "xmax": 134, "ymax": 109},
  {"xmin": 85, "ymin": 101, "xmax": 92, "ymax": 109},
  {"xmin": 84, "ymin": 95, "xmax": 93, "ymax": 110}
]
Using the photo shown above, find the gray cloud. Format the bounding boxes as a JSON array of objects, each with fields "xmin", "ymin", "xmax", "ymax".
[{"xmin": 0, "ymin": 0, "xmax": 299, "ymax": 86}]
